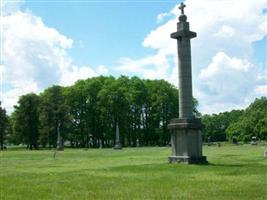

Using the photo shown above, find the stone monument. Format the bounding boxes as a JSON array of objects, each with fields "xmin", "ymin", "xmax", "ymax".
[
  {"xmin": 56, "ymin": 122, "xmax": 64, "ymax": 151},
  {"xmin": 167, "ymin": 2, "xmax": 207, "ymax": 164},
  {"xmin": 114, "ymin": 122, "xmax": 122, "ymax": 149}
]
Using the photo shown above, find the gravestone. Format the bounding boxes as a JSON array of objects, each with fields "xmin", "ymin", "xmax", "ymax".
[
  {"xmin": 89, "ymin": 134, "xmax": 93, "ymax": 148},
  {"xmin": 264, "ymin": 150, "xmax": 267, "ymax": 158},
  {"xmin": 56, "ymin": 122, "xmax": 64, "ymax": 151},
  {"xmin": 99, "ymin": 140, "xmax": 103, "ymax": 149},
  {"xmin": 251, "ymin": 136, "xmax": 257, "ymax": 145},
  {"xmin": 167, "ymin": 3, "xmax": 207, "ymax": 164},
  {"xmin": 114, "ymin": 122, "xmax": 122, "ymax": 149},
  {"xmin": 136, "ymin": 139, "xmax": 140, "ymax": 147}
]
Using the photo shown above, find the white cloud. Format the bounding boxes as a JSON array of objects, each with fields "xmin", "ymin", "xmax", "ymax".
[
  {"xmin": 116, "ymin": 0, "xmax": 267, "ymax": 114},
  {"xmin": 60, "ymin": 64, "xmax": 109, "ymax": 86},
  {"xmin": 199, "ymin": 52, "xmax": 252, "ymax": 79},
  {"xmin": 1, "ymin": 10, "xmax": 72, "ymax": 112},
  {"xmin": 215, "ymin": 25, "xmax": 235, "ymax": 38},
  {"xmin": 2, "ymin": 80, "xmax": 39, "ymax": 112},
  {"xmin": 141, "ymin": 0, "xmax": 267, "ymax": 65},
  {"xmin": 116, "ymin": 50, "xmax": 171, "ymax": 80},
  {"xmin": 59, "ymin": 66, "xmax": 98, "ymax": 86},
  {"xmin": 198, "ymin": 52, "xmax": 265, "ymax": 113},
  {"xmin": 96, "ymin": 65, "xmax": 109, "ymax": 75},
  {"xmin": 1, "ymin": 0, "xmax": 24, "ymax": 15},
  {"xmin": 1, "ymin": 7, "xmax": 101, "ymax": 113},
  {"xmin": 255, "ymin": 85, "xmax": 267, "ymax": 95},
  {"xmin": 157, "ymin": 12, "xmax": 171, "ymax": 23}
]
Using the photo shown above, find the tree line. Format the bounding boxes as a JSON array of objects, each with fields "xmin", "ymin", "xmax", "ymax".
[
  {"xmin": 0, "ymin": 76, "xmax": 266, "ymax": 149},
  {"xmin": 202, "ymin": 97, "xmax": 267, "ymax": 143},
  {"xmin": 2, "ymin": 76, "xmax": 196, "ymax": 149}
]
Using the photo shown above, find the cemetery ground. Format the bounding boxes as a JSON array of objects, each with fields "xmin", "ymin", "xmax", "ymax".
[{"xmin": 1, "ymin": 145, "xmax": 267, "ymax": 200}]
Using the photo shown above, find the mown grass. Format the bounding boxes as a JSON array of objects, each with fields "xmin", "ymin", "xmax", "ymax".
[{"xmin": 1, "ymin": 144, "xmax": 267, "ymax": 200}]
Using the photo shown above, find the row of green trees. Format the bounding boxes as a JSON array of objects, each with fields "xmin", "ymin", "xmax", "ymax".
[
  {"xmin": 201, "ymin": 97, "xmax": 267, "ymax": 143},
  {"xmin": 1, "ymin": 75, "xmax": 266, "ymax": 149},
  {"xmin": 201, "ymin": 110, "xmax": 244, "ymax": 142},
  {"xmin": 226, "ymin": 97, "xmax": 267, "ymax": 142},
  {"xmin": 6, "ymin": 76, "xmax": 195, "ymax": 149}
]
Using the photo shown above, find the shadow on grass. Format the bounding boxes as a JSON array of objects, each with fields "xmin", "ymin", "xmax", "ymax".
[
  {"xmin": 105, "ymin": 161, "xmax": 267, "ymax": 177},
  {"xmin": 207, "ymin": 163, "xmax": 244, "ymax": 167}
]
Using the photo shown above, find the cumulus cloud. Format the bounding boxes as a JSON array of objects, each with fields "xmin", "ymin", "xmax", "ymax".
[
  {"xmin": 1, "ymin": 5, "xmax": 101, "ymax": 113},
  {"xmin": 96, "ymin": 65, "xmax": 109, "ymax": 75},
  {"xmin": 255, "ymin": 85, "xmax": 267, "ymax": 95},
  {"xmin": 1, "ymin": 0, "xmax": 24, "ymax": 15},
  {"xmin": 116, "ymin": 50, "xmax": 172, "ymax": 80},
  {"xmin": 2, "ymin": 81, "xmax": 39, "ymax": 112},
  {"xmin": 1, "ymin": 10, "xmax": 70, "ymax": 112},
  {"xmin": 198, "ymin": 52, "xmax": 265, "ymax": 113},
  {"xmin": 157, "ymin": 12, "xmax": 171, "ymax": 23},
  {"xmin": 116, "ymin": 0, "xmax": 267, "ymax": 114},
  {"xmin": 59, "ymin": 66, "xmax": 98, "ymax": 86}
]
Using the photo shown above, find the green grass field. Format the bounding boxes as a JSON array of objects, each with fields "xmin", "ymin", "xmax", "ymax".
[{"xmin": 1, "ymin": 145, "xmax": 267, "ymax": 200}]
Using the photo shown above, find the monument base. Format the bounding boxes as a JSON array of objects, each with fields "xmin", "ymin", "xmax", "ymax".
[
  {"xmin": 113, "ymin": 143, "xmax": 122, "ymax": 150},
  {"xmin": 56, "ymin": 142, "xmax": 64, "ymax": 151},
  {"xmin": 167, "ymin": 118, "xmax": 207, "ymax": 164},
  {"xmin": 168, "ymin": 156, "xmax": 207, "ymax": 164}
]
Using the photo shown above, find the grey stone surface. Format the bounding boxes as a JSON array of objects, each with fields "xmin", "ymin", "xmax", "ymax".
[
  {"xmin": 56, "ymin": 122, "xmax": 64, "ymax": 151},
  {"xmin": 136, "ymin": 139, "xmax": 140, "ymax": 147},
  {"xmin": 264, "ymin": 150, "xmax": 267, "ymax": 158},
  {"xmin": 114, "ymin": 122, "xmax": 122, "ymax": 150},
  {"xmin": 168, "ymin": 127, "xmax": 207, "ymax": 164},
  {"xmin": 168, "ymin": 3, "xmax": 207, "ymax": 164}
]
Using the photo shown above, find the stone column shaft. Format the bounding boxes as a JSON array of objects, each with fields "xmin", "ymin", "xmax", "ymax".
[
  {"xmin": 116, "ymin": 123, "xmax": 120, "ymax": 143},
  {"xmin": 114, "ymin": 122, "xmax": 122, "ymax": 149},
  {"xmin": 177, "ymin": 38, "xmax": 193, "ymax": 118}
]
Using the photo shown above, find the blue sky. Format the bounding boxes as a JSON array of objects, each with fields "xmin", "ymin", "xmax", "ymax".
[
  {"xmin": 1, "ymin": 0, "xmax": 267, "ymax": 114},
  {"xmin": 21, "ymin": 1, "xmax": 177, "ymax": 71}
]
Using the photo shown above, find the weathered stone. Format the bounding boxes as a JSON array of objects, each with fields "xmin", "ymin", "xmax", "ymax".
[
  {"xmin": 168, "ymin": 121, "xmax": 207, "ymax": 164},
  {"xmin": 168, "ymin": 3, "xmax": 207, "ymax": 164},
  {"xmin": 136, "ymin": 139, "xmax": 140, "ymax": 147},
  {"xmin": 56, "ymin": 122, "xmax": 64, "ymax": 151},
  {"xmin": 114, "ymin": 122, "xmax": 122, "ymax": 150},
  {"xmin": 264, "ymin": 150, "xmax": 267, "ymax": 158}
]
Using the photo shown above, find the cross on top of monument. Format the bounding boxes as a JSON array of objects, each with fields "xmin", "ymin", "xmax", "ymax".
[{"xmin": 178, "ymin": 2, "xmax": 186, "ymax": 15}]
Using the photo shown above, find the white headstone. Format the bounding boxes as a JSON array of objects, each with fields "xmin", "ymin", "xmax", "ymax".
[{"xmin": 264, "ymin": 150, "xmax": 267, "ymax": 158}]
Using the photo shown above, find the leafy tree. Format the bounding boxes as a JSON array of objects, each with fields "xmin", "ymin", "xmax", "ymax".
[
  {"xmin": 0, "ymin": 102, "xmax": 8, "ymax": 150},
  {"xmin": 140, "ymin": 79, "xmax": 179, "ymax": 146},
  {"xmin": 98, "ymin": 76, "xmax": 129, "ymax": 146},
  {"xmin": 254, "ymin": 117, "xmax": 267, "ymax": 140},
  {"xmin": 128, "ymin": 76, "xmax": 148, "ymax": 146},
  {"xmin": 226, "ymin": 97, "xmax": 267, "ymax": 142},
  {"xmin": 202, "ymin": 110, "xmax": 243, "ymax": 142},
  {"xmin": 39, "ymin": 85, "xmax": 70, "ymax": 148},
  {"xmin": 13, "ymin": 94, "xmax": 40, "ymax": 149},
  {"xmin": 85, "ymin": 76, "xmax": 108, "ymax": 147}
]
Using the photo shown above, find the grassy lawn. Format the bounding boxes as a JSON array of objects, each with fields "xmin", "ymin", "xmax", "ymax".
[{"xmin": 1, "ymin": 145, "xmax": 267, "ymax": 200}]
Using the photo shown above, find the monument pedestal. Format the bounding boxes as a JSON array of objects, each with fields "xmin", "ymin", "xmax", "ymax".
[
  {"xmin": 113, "ymin": 143, "xmax": 122, "ymax": 150},
  {"xmin": 56, "ymin": 141, "xmax": 64, "ymax": 151},
  {"xmin": 168, "ymin": 118, "xmax": 207, "ymax": 164},
  {"xmin": 114, "ymin": 122, "xmax": 122, "ymax": 150}
]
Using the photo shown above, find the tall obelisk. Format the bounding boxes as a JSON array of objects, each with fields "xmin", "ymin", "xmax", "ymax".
[
  {"xmin": 168, "ymin": 2, "xmax": 207, "ymax": 164},
  {"xmin": 114, "ymin": 122, "xmax": 122, "ymax": 150}
]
